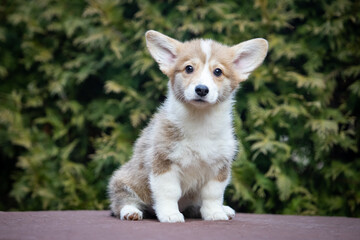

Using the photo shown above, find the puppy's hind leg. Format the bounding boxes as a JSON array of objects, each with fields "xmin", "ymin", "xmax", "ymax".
[{"xmin": 108, "ymin": 179, "xmax": 144, "ymax": 221}]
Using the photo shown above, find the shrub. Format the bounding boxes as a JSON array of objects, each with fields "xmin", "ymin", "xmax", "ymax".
[{"xmin": 0, "ymin": 0, "xmax": 359, "ymax": 216}]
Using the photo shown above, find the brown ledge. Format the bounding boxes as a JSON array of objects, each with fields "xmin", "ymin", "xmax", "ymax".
[{"xmin": 0, "ymin": 211, "xmax": 359, "ymax": 240}]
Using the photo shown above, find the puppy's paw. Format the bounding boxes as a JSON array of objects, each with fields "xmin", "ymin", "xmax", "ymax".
[
  {"xmin": 201, "ymin": 207, "xmax": 229, "ymax": 221},
  {"xmin": 120, "ymin": 205, "xmax": 143, "ymax": 221},
  {"xmin": 223, "ymin": 205, "xmax": 236, "ymax": 220},
  {"xmin": 202, "ymin": 211, "xmax": 229, "ymax": 221},
  {"xmin": 157, "ymin": 212, "xmax": 185, "ymax": 223}
]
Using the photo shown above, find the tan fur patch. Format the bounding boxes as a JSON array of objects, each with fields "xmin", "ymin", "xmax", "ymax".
[
  {"xmin": 169, "ymin": 40, "xmax": 206, "ymax": 85},
  {"xmin": 209, "ymin": 42, "xmax": 242, "ymax": 91},
  {"xmin": 151, "ymin": 117, "xmax": 183, "ymax": 176},
  {"xmin": 176, "ymin": 40, "xmax": 206, "ymax": 69},
  {"xmin": 216, "ymin": 165, "xmax": 230, "ymax": 182},
  {"xmin": 128, "ymin": 177, "xmax": 152, "ymax": 205},
  {"xmin": 162, "ymin": 118, "xmax": 183, "ymax": 142},
  {"xmin": 152, "ymin": 151, "xmax": 172, "ymax": 175},
  {"xmin": 113, "ymin": 167, "xmax": 152, "ymax": 206}
]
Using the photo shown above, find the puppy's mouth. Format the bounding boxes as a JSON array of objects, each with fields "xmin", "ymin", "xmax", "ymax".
[{"xmin": 190, "ymin": 98, "xmax": 211, "ymax": 106}]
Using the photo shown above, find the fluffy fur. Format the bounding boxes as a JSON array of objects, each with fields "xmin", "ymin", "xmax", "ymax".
[{"xmin": 108, "ymin": 30, "xmax": 268, "ymax": 223}]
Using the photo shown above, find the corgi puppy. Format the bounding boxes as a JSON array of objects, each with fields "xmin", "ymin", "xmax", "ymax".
[{"xmin": 108, "ymin": 30, "xmax": 268, "ymax": 223}]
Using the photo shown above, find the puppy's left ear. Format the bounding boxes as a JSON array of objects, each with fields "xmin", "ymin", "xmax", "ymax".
[{"xmin": 231, "ymin": 38, "xmax": 268, "ymax": 81}]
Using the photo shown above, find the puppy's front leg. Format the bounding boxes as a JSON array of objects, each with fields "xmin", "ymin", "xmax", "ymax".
[
  {"xmin": 200, "ymin": 176, "xmax": 234, "ymax": 221},
  {"xmin": 150, "ymin": 168, "xmax": 184, "ymax": 223}
]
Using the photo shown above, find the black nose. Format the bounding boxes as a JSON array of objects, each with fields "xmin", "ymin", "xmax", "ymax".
[{"xmin": 195, "ymin": 85, "xmax": 209, "ymax": 97}]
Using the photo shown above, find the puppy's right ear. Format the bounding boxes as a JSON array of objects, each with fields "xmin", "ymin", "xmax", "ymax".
[{"xmin": 145, "ymin": 30, "xmax": 181, "ymax": 75}]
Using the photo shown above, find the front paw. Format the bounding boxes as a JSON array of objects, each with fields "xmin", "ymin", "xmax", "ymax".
[
  {"xmin": 201, "ymin": 207, "xmax": 229, "ymax": 221},
  {"xmin": 223, "ymin": 205, "xmax": 236, "ymax": 219},
  {"xmin": 157, "ymin": 212, "xmax": 185, "ymax": 223}
]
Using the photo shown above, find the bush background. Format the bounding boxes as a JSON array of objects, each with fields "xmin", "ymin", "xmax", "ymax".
[{"xmin": 1, "ymin": 0, "xmax": 359, "ymax": 216}]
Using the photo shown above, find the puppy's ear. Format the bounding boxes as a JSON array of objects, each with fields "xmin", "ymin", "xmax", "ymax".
[
  {"xmin": 231, "ymin": 38, "xmax": 268, "ymax": 81},
  {"xmin": 145, "ymin": 30, "xmax": 181, "ymax": 75}
]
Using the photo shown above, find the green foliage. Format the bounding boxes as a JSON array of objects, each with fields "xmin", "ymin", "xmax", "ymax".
[{"xmin": 1, "ymin": 0, "xmax": 359, "ymax": 216}]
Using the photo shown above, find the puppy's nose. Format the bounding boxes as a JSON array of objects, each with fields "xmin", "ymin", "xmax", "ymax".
[{"xmin": 195, "ymin": 85, "xmax": 209, "ymax": 97}]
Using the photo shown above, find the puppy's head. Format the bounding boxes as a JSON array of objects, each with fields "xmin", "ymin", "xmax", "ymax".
[{"xmin": 145, "ymin": 30, "xmax": 268, "ymax": 108}]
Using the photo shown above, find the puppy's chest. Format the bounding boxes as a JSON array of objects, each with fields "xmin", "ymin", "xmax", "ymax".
[
  {"xmin": 168, "ymin": 127, "xmax": 236, "ymax": 168},
  {"xmin": 170, "ymin": 132, "xmax": 235, "ymax": 193}
]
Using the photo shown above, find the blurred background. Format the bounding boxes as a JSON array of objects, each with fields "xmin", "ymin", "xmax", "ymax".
[{"xmin": 0, "ymin": 0, "xmax": 359, "ymax": 217}]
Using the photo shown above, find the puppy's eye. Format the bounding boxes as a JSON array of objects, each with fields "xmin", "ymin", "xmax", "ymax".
[
  {"xmin": 213, "ymin": 68, "xmax": 222, "ymax": 77},
  {"xmin": 185, "ymin": 65, "xmax": 194, "ymax": 74}
]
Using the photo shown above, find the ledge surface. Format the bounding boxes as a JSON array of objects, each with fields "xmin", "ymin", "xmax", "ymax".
[{"xmin": 0, "ymin": 211, "xmax": 359, "ymax": 240}]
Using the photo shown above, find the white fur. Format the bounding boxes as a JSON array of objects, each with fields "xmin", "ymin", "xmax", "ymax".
[
  {"xmin": 223, "ymin": 205, "xmax": 236, "ymax": 219},
  {"xmin": 150, "ymin": 167, "xmax": 185, "ymax": 223},
  {"xmin": 200, "ymin": 40, "xmax": 212, "ymax": 62},
  {"xmin": 200, "ymin": 179, "xmax": 230, "ymax": 220},
  {"xmin": 184, "ymin": 40, "xmax": 219, "ymax": 104},
  {"xmin": 158, "ymin": 92, "xmax": 236, "ymax": 221},
  {"xmin": 165, "ymin": 91, "xmax": 236, "ymax": 169}
]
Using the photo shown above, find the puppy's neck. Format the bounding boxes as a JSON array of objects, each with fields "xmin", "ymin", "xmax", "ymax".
[{"xmin": 163, "ymin": 88, "xmax": 234, "ymax": 127}]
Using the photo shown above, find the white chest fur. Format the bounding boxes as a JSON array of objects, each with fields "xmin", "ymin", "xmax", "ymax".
[{"xmin": 163, "ymin": 93, "xmax": 237, "ymax": 193}]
